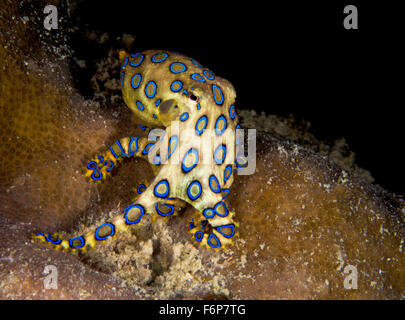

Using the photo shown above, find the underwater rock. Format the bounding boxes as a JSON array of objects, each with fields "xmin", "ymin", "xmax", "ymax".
[{"xmin": 218, "ymin": 133, "xmax": 405, "ymax": 299}]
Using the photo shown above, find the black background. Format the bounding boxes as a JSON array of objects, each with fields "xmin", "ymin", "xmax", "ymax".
[{"xmin": 70, "ymin": 0, "xmax": 403, "ymax": 195}]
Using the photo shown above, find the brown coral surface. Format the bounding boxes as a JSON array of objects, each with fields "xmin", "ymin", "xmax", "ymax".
[{"xmin": 0, "ymin": 0, "xmax": 404, "ymax": 299}]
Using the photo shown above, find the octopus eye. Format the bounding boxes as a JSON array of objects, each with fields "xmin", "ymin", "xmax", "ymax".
[
  {"xmin": 189, "ymin": 94, "xmax": 198, "ymax": 102},
  {"xmin": 160, "ymin": 99, "xmax": 175, "ymax": 113}
]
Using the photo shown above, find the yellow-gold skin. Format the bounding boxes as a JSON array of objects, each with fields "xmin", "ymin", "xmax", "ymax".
[{"xmin": 34, "ymin": 50, "xmax": 240, "ymax": 252}]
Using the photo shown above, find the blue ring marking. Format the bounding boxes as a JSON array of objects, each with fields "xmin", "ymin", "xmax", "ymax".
[
  {"xmin": 167, "ymin": 135, "xmax": 178, "ymax": 159},
  {"xmin": 203, "ymin": 70, "xmax": 215, "ymax": 80},
  {"xmin": 196, "ymin": 103, "xmax": 201, "ymax": 110},
  {"xmin": 87, "ymin": 161, "xmax": 102, "ymax": 180},
  {"xmin": 136, "ymin": 101, "xmax": 144, "ymax": 111},
  {"xmin": 98, "ymin": 155, "xmax": 105, "ymax": 163},
  {"xmin": 45, "ymin": 234, "xmax": 62, "ymax": 245},
  {"xmin": 110, "ymin": 140, "xmax": 128, "ymax": 158},
  {"xmin": 181, "ymin": 148, "xmax": 199, "ymax": 173},
  {"xmin": 131, "ymin": 74, "xmax": 142, "ymax": 89},
  {"xmin": 96, "ymin": 155, "xmax": 113, "ymax": 172},
  {"xmin": 145, "ymin": 81, "xmax": 157, "ymax": 98},
  {"xmin": 120, "ymin": 71, "xmax": 125, "ymax": 87},
  {"xmin": 191, "ymin": 73, "xmax": 205, "ymax": 82},
  {"xmin": 212, "ymin": 84, "xmax": 224, "ymax": 105},
  {"xmin": 189, "ymin": 220, "xmax": 196, "ymax": 230},
  {"xmin": 207, "ymin": 233, "xmax": 221, "ymax": 248},
  {"xmin": 106, "ymin": 160, "xmax": 114, "ymax": 172},
  {"xmin": 123, "ymin": 203, "xmax": 145, "ymax": 225},
  {"xmin": 137, "ymin": 184, "xmax": 147, "ymax": 194},
  {"xmin": 235, "ymin": 155, "xmax": 247, "ymax": 170},
  {"xmin": 209, "ymin": 175, "xmax": 221, "ymax": 193},
  {"xmin": 155, "ymin": 202, "xmax": 174, "ymax": 217},
  {"xmin": 236, "ymin": 124, "xmax": 241, "ymax": 130},
  {"xmin": 170, "ymin": 80, "xmax": 183, "ymax": 92},
  {"xmin": 180, "ymin": 112, "xmax": 189, "ymax": 121},
  {"xmin": 121, "ymin": 57, "xmax": 129, "ymax": 69},
  {"xmin": 214, "ymin": 144, "xmax": 227, "ymax": 164},
  {"xmin": 95, "ymin": 222, "xmax": 115, "ymax": 241},
  {"xmin": 195, "ymin": 231, "xmax": 204, "ymax": 242},
  {"xmin": 129, "ymin": 53, "xmax": 144, "ymax": 67},
  {"xmin": 224, "ymin": 165, "xmax": 232, "ymax": 183},
  {"xmin": 139, "ymin": 124, "xmax": 147, "ymax": 131},
  {"xmin": 153, "ymin": 114, "xmax": 157, "ymax": 118},
  {"xmin": 195, "ymin": 115, "xmax": 208, "ymax": 136},
  {"xmin": 130, "ymin": 52, "xmax": 140, "ymax": 57},
  {"xmin": 229, "ymin": 105, "xmax": 236, "ymax": 119},
  {"xmin": 151, "ymin": 52, "xmax": 168, "ymax": 63},
  {"xmin": 35, "ymin": 232, "xmax": 45, "ymax": 237},
  {"xmin": 235, "ymin": 159, "xmax": 240, "ymax": 169},
  {"xmin": 215, "ymin": 224, "xmax": 235, "ymax": 238},
  {"xmin": 215, "ymin": 115, "xmax": 227, "ymax": 135},
  {"xmin": 191, "ymin": 59, "xmax": 203, "ymax": 68},
  {"xmin": 69, "ymin": 236, "xmax": 85, "ymax": 249},
  {"xmin": 203, "ymin": 208, "xmax": 215, "ymax": 219},
  {"xmin": 153, "ymin": 154, "xmax": 161, "ymax": 165},
  {"xmin": 182, "ymin": 89, "xmax": 188, "ymax": 95},
  {"xmin": 201, "ymin": 220, "xmax": 208, "ymax": 229},
  {"xmin": 187, "ymin": 180, "xmax": 202, "ymax": 201},
  {"xmin": 142, "ymin": 143, "xmax": 155, "ymax": 155},
  {"xmin": 155, "ymin": 99, "xmax": 161, "ymax": 106},
  {"xmin": 128, "ymin": 136, "xmax": 139, "ymax": 156},
  {"xmin": 214, "ymin": 201, "xmax": 229, "ymax": 217},
  {"xmin": 221, "ymin": 188, "xmax": 230, "ymax": 199},
  {"xmin": 170, "ymin": 62, "xmax": 187, "ymax": 73},
  {"xmin": 154, "ymin": 180, "xmax": 170, "ymax": 198}
]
